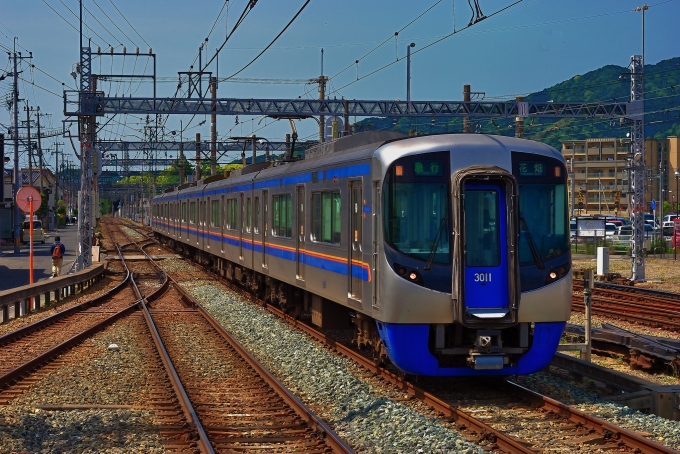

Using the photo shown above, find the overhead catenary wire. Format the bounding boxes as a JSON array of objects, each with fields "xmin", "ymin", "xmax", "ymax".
[
  {"xmin": 328, "ymin": 0, "xmax": 524, "ymax": 96},
  {"xmin": 107, "ymin": 0, "xmax": 152, "ymax": 49},
  {"xmin": 223, "ymin": 0, "xmax": 312, "ymax": 80},
  {"xmin": 80, "ymin": 1, "xmax": 130, "ymax": 49},
  {"xmin": 91, "ymin": 0, "xmax": 139, "ymax": 48},
  {"xmin": 53, "ymin": 0, "xmax": 111, "ymax": 47}
]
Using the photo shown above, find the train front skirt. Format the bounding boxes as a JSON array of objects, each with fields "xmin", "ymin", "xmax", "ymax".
[{"xmin": 376, "ymin": 322, "xmax": 565, "ymax": 376}]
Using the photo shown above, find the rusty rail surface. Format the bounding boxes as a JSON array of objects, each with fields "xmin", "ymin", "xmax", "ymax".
[{"xmin": 111, "ymin": 218, "xmax": 354, "ymax": 453}]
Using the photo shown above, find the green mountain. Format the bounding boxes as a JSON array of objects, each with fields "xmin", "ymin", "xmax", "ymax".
[{"xmin": 355, "ymin": 57, "xmax": 680, "ymax": 149}]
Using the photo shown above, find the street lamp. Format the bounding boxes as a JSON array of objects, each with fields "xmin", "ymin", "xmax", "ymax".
[{"xmin": 406, "ymin": 42, "xmax": 416, "ymax": 113}]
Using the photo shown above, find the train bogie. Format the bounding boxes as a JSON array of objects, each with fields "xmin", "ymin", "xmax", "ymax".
[{"xmin": 152, "ymin": 132, "xmax": 572, "ymax": 377}]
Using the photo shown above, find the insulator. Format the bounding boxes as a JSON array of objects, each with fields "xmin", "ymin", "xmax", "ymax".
[
  {"xmin": 136, "ymin": 47, "xmax": 139, "ymax": 54},
  {"xmin": 123, "ymin": 46, "xmax": 126, "ymax": 54}
]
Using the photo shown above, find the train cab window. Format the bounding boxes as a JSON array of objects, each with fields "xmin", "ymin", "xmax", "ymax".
[
  {"xmin": 513, "ymin": 152, "xmax": 569, "ymax": 264},
  {"xmin": 211, "ymin": 200, "xmax": 219, "ymax": 227},
  {"xmin": 273, "ymin": 194, "xmax": 292, "ymax": 238},
  {"xmin": 189, "ymin": 201, "xmax": 196, "ymax": 224},
  {"xmin": 311, "ymin": 191, "xmax": 341, "ymax": 244},
  {"xmin": 383, "ymin": 151, "xmax": 451, "ymax": 264},
  {"xmin": 253, "ymin": 197, "xmax": 260, "ymax": 234},
  {"xmin": 226, "ymin": 199, "xmax": 238, "ymax": 230}
]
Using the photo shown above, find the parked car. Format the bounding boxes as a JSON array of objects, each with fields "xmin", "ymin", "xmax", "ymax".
[
  {"xmin": 605, "ymin": 222, "xmax": 617, "ymax": 237},
  {"xmin": 21, "ymin": 219, "xmax": 45, "ymax": 244},
  {"xmin": 662, "ymin": 214, "xmax": 679, "ymax": 224},
  {"xmin": 616, "ymin": 224, "xmax": 654, "ymax": 238}
]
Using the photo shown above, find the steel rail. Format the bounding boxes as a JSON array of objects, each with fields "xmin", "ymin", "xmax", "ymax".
[
  {"xmin": 171, "ymin": 258, "xmax": 531, "ymax": 454},
  {"xmin": 0, "ymin": 268, "xmax": 130, "ymax": 346},
  {"xmin": 507, "ymin": 382, "xmax": 677, "ymax": 454},
  {"xmin": 169, "ymin": 282, "xmax": 355, "ymax": 454},
  {"xmin": 107, "ymin": 220, "xmax": 215, "ymax": 454},
  {"xmin": 572, "ymin": 299, "xmax": 680, "ymax": 331},
  {"xmin": 0, "ymin": 303, "xmax": 140, "ymax": 389},
  {"xmin": 171, "ymin": 247, "xmax": 675, "ymax": 454}
]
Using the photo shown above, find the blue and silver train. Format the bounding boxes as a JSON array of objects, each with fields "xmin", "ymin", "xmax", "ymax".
[{"xmin": 151, "ymin": 131, "xmax": 571, "ymax": 376}]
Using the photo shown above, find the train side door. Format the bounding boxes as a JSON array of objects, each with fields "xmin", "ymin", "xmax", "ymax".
[
  {"xmin": 349, "ymin": 180, "xmax": 363, "ymax": 301},
  {"xmin": 462, "ymin": 181, "xmax": 509, "ymax": 319},
  {"xmin": 262, "ymin": 190, "xmax": 268, "ymax": 269},
  {"xmin": 239, "ymin": 193, "xmax": 244, "ymax": 260},
  {"xmin": 220, "ymin": 196, "xmax": 225, "ymax": 253},
  {"xmin": 296, "ymin": 186, "xmax": 305, "ymax": 281}
]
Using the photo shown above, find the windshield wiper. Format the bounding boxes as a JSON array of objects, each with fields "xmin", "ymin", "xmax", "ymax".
[
  {"xmin": 425, "ymin": 217, "xmax": 448, "ymax": 271},
  {"xmin": 520, "ymin": 217, "xmax": 545, "ymax": 270}
]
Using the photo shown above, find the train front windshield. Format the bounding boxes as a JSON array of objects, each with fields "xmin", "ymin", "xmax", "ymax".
[
  {"xmin": 383, "ymin": 151, "xmax": 451, "ymax": 265},
  {"xmin": 513, "ymin": 153, "xmax": 569, "ymax": 266}
]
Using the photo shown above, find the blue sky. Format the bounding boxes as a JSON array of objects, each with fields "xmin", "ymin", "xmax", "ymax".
[{"xmin": 1, "ymin": 0, "xmax": 678, "ymax": 168}]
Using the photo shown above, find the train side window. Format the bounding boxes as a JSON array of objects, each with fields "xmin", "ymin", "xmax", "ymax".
[
  {"xmin": 229, "ymin": 199, "xmax": 238, "ymax": 230},
  {"xmin": 189, "ymin": 201, "xmax": 196, "ymax": 224},
  {"xmin": 253, "ymin": 197, "xmax": 260, "ymax": 234},
  {"xmin": 311, "ymin": 191, "xmax": 341, "ymax": 244},
  {"xmin": 273, "ymin": 194, "xmax": 292, "ymax": 238},
  {"xmin": 182, "ymin": 202, "xmax": 187, "ymax": 222},
  {"xmin": 246, "ymin": 198, "xmax": 252, "ymax": 233},
  {"xmin": 211, "ymin": 200, "xmax": 219, "ymax": 227}
]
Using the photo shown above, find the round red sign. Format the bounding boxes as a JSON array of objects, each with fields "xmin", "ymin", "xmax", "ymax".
[{"xmin": 16, "ymin": 186, "xmax": 42, "ymax": 213}]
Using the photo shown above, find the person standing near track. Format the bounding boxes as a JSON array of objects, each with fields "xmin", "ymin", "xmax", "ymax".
[{"xmin": 50, "ymin": 236, "xmax": 66, "ymax": 278}]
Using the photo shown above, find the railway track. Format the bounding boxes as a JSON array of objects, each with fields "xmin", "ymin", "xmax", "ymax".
[
  {"xmin": 131, "ymin": 216, "xmax": 676, "ymax": 454},
  {"xmin": 573, "ymin": 278, "xmax": 680, "ymax": 331},
  {"xmin": 0, "ymin": 218, "xmax": 353, "ymax": 453}
]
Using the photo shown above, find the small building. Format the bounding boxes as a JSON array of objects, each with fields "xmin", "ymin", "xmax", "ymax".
[{"xmin": 561, "ymin": 136, "xmax": 680, "ymax": 217}]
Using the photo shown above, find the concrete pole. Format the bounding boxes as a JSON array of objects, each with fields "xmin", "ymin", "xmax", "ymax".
[
  {"xmin": 36, "ymin": 108, "xmax": 44, "ymax": 196},
  {"xmin": 406, "ymin": 43, "xmax": 415, "ymax": 114},
  {"xmin": 515, "ymin": 96, "xmax": 525, "ymax": 138},
  {"xmin": 195, "ymin": 133, "xmax": 201, "ymax": 182},
  {"xmin": 252, "ymin": 135, "xmax": 257, "ymax": 165},
  {"xmin": 210, "ymin": 76, "xmax": 217, "ymax": 176},
  {"xmin": 26, "ymin": 106, "xmax": 32, "ymax": 192},
  {"xmin": 12, "ymin": 50, "xmax": 21, "ymax": 253},
  {"xmin": 318, "ymin": 76, "xmax": 327, "ymax": 143},
  {"xmin": 178, "ymin": 142, "xmax": 185, "ymax": 184},
  {"xmin": 463, "ymin": 85, "xmax": 471, "ymax": 133}
]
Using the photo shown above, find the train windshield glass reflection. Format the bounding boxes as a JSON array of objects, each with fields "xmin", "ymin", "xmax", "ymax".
[
  {"xmin": 384, "ymin": 151, "xmax": 451, "ymax": 264},
  {"xmin": 518, "ymin": 183, "xmax": 569, "ymax": 264}
]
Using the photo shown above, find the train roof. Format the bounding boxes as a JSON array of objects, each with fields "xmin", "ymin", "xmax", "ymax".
[{"xmin": 152, "ymin": 132, "xmax": 562, "ymax": 203}]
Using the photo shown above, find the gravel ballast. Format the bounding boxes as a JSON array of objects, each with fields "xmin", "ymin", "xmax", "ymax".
[
  {"xmin": 185, "ymin": 281, "xmax": 485, "ymax": 454},
  {"xmin": 162, "ymin": 257, "xmax": 680, "ymax": 452}
]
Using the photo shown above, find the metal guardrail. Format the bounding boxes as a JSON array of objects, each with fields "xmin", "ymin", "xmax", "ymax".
[{"xmin": 0, "ymin": 263, "xmax": 107, "ymax": 323}]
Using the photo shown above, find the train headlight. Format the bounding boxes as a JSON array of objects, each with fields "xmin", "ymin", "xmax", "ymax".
[
  {"xmin": 393, "ymin": 262, "xmax": 424, "ymax": 286},
  {"xmin": 545, "ymin": 265, "xmax": 569, "ymax": 284}
]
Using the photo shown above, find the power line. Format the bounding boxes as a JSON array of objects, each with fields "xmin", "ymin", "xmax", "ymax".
[
  {"xmin": 224, "ymin": 0, "xmax": 312, "ymax": 80},
  {"xmin": 329, "ymin": 0, "xmax": 524, "ymax": 96},
  {"xmin": 80, "ymin": 1, "xmax": 127, "ymax": 48},
  {"xmin": 54, "ymin": 0, "xmax": 111, "ymax": 46},
  {"xmin": 108, "ymin": 0, "xmax": 151, "ymax": 49},
  {"xmin": 91, "ymin": 0, "xmax": 139, "ymax": 48},
  {"xmin": 201, "ymin": 0, "xmax": 258, "ymax": 71},
  {"xmin": 42, "ymin": 0, "xmax": 106, "ymax": 45}
]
